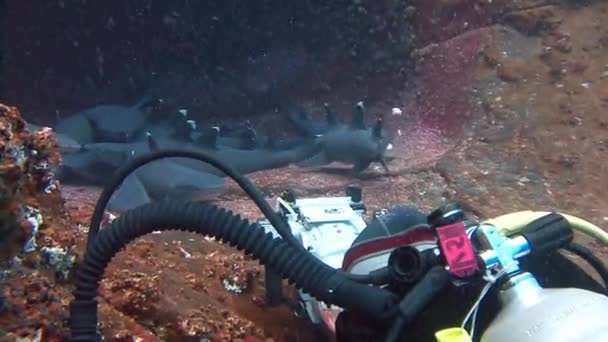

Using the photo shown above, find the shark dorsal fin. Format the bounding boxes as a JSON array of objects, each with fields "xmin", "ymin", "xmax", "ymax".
[
  {"xmin": 198, "ymin": 127, "xmax": 219, "ymax": 149},
  {"xmin": 218, "ymin": 124, "xmax": 231, "ymax": 137},
  {"xmin": 324, "ymin": 103, "xmax": 338, "ymax": 125},
  {"xmin": 372, "ymin": 117, "xmax": 383, "ymax": 139},
  {"xmin": 351, "ymin": 101, "xmax": 366, "ymax": 130},
  {"xmin": 146, "ymin": 131, "xmax": 160, "ymax": 151},
  {"xmin": 171, "ymin": 108, "xmax": 197, "ymax": 142},
  {"xmin": 240, "ymin": 127, "xmax": 258, "ymax": 150}
]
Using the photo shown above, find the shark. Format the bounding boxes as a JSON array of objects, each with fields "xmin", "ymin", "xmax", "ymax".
[
  {"xmin": 108, "ymin": 157, "xmax": 226, "ymax": 212},
  {"xmin": 294, "ymin": 102, "xmax": 394, "ymax": 175},
  {"xmin": 56, "ymin": 95, "xmax": 155, "ymax": 145},
  {"xmin": 55, "ymin": 106, "xmax": 205, "ymax": 185},
  {"xmin": 63, "ymin": 130, "xmax": 321, "ymax": 212},
  {"xmin": 143, "ymin": 128, "xmax": 322, "ymax": 177},
  {"xmin": 59, "ymin": 134, "xmax": 225, "ymax": 212}
]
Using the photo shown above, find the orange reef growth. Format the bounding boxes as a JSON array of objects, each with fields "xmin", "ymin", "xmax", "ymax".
[{"xmin": 0, "ymin": 103, "xmax": 79, "ymax": 341}]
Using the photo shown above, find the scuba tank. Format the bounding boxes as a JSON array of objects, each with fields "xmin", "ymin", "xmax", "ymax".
[
  {"xmin": 470, "ymin": 212, "xmax": 608, "ymax": 342},
  {"xmin": 481, "ymin": 272, "xmax": 608, "ymax": 342}
]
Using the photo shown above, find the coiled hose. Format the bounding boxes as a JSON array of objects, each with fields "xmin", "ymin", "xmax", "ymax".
[
  {"xmin": 69, "ymin": 199, "xmax": 398, "ymax": 341},
  {"xmin": 84, "ymin": 148, "xmax": 388, "ymax": 285}
]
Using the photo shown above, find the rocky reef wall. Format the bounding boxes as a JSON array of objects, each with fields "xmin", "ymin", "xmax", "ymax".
[{"xmin": 0, "ymin": 104, "xmax": 80, "ymax": 339}]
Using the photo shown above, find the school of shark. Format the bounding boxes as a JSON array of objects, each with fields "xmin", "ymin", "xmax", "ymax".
[{"xmin": 26, "ymin": 96, "xmax": 395, "ymax": 212}]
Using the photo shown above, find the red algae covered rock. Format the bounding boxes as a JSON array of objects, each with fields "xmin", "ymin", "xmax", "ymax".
[
  {"xmin": 0, "ymin": 103, "xmax": 80, "ymax": 341},
  {"xmin": 0, "ymin": 103, "xmax": 63, "ymax": 262}
]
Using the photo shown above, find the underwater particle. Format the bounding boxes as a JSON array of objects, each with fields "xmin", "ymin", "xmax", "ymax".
[
  {"xmin": 392, "ymin": 107, "xmax": 402, "ymax": 116},
  {"xmin": 22, "ymin": 206, "xmax": 43, "ymax": 254}
]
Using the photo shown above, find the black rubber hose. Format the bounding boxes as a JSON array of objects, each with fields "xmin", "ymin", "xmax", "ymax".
[
  {"xmin": 384, "ymin": 266, "xmax": 451, "ymax": 342},
  {"xmin": 564, "ymin": 242, "xmax": 608, "ymax": 291},
  {"xmin": 86, "ymin": 149, "xmax": 302, "ymax": 250},
  {"xmin": 85, "ymin": 148, "xmax": 389, "ymax": 285},
  {"xmin": 347, "ymin": 267, "xmax": 392, "ymax": 285},
  {"xmin": 70, "ymin": 200, "xmax": 398, "ymax": 341}
]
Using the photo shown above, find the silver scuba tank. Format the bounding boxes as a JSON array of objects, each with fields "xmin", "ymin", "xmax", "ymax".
[{"xmin": 481, "ymin": 272, "xmax": 608, "ymax": 342}]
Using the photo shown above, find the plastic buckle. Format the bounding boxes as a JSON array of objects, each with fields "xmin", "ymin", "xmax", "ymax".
[
  {"xmin": 435, "ymin": 221, "xmax": 479, "ymax": 279},
  {"xmin": 435, "ymin": 327, "xmax": 473, "ymax": 342}
]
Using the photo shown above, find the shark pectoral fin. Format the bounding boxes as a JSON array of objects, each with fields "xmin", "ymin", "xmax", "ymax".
[
  {"xmin": 296, "ymin": 152, "xmax": 330, "ymax": 167},
  {"xmin": 107, "ymin": 174, "xmax": 151, "ymax": 212}
]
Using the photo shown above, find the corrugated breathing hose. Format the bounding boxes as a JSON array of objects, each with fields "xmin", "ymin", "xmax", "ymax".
[
  {"xmin": 84, "ymin": 147, "xmax": 389, "ymax": 286},
  {"xmin": 69, "ymin": 199, "xmax": 399, "ymax": 341}
]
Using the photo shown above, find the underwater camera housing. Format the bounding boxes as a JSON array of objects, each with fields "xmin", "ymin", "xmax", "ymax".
[
  {"xmin": 257, "ymin": 186, "xmax": 368, "ymax": 332},
  {"xmin": 257, "ymin": 186, "xmax": 438, "ymax": 336}
]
